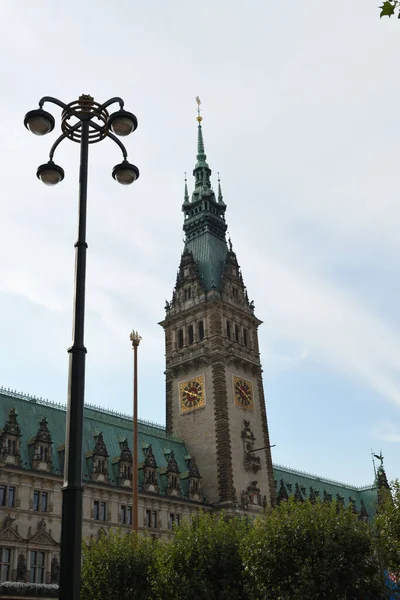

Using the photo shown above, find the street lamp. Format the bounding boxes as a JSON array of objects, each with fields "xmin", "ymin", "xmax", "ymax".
[{"xmin": 24, "ymin": 94, "xmax": 139, "ymax": 600}]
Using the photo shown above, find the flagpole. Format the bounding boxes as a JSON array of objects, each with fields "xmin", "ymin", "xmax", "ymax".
[{"xmin": 130, "ymin": 330, "xmax": 141, "ymax": 533}]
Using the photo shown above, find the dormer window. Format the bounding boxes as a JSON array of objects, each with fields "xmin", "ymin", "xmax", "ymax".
[
  {"xmin": 0, "ymin": 408, "xmax": 22, "ymax": 466},
  {"xmin": 114, "ymin": 438, "xmax": 132, "ymax": 487},
  {"xmin": 88, "ymin": 432, "xmax": 109, "ymax": 482},
  {"xmin": 143, "ymin": 444, "xmax": 159, "ymax": 492},
  {"xmin": 165, "ymin": 451, "xmax": 181, "ymax": 497},
  {"xmin": 232, "ymin": 287, "xmax": 239, "ymax": 300},
  {"xmin": 187, "ymin": 455, "xmax": 202, "ymax": 501},
  {"xmin": 29, "ymin": 417, "xmax": 53, "ymax": 471},
  {"xmin": 184, "ymin": 287, "xmax": 192, "ymax": 301}
]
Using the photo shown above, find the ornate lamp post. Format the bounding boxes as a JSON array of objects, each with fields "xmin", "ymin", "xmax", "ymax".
[
  {"xmin": 129, "ymin": 330, "xmax": 141, "ymax": 532},
  {"xmin": 24, "ymin": 95, "xmax": 139, "ymax": 600}
]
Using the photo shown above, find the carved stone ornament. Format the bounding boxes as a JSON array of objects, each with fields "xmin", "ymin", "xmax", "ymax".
[
  {"xmin": 241, "ymin": 420, "xmax": 261, "ymax": 473},
  {"xmin": 30, "ymin": 417, "xmax": 53, "ymax": 469},
  {"xmin": 188, "ymin": 455, "xmax": 201, "ymax": 479},
  {"xmin": 165, "ymin": 451, "xmax": 181, "ymax": 496},
  {"xmin": 35, "ymin": 417, "xmax": 52, "ymax": 444},
  {"xmin": 143, "ymin": 445, "xmax": 159, "ymax": 492},
  {"xmin": 91, "ymin": 432, "xmax": 109, "ymax": 480},
  {"xmin": 116, "ymin": 438, "xmax": 132, "ymax": 485},
  {"xmin": 166, "ymin": 451, "xmax": 179, "ymax": 474},
  {"xmin": 51, "ymin": 557, "xmax": 60, "ymax": 584},
  {"xmin": 17, "ymin": 554, "xmax": 27, "ymax": 582},
  {"xmin": 3, "ymin": 514, "xmax": 15, "ymax": 528},
  {"xmin": 241, "ymin": 480, "xmax": 262, "ymax": 509},
  {"xmin": 277, "ymin": 479, "xmax": 289, "ymax": 504},
  {"xmin": 93, "ymin": 432, "xmax": 109, "ymax": 458},
  {"xmin": 143, "ymin": 445, "xmax": 157, "ymax": 469},
  {"xmin": 119, "ymin": 438, "xmax": 132, "ymax": 462},
  {"xmin": 187, "ymin": 456, "xmax": 202, "ymax": 500}
]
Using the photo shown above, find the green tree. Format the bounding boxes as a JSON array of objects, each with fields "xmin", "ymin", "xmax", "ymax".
[
  {"xmin": 380, "ymin": 1, "xmax": 400, "ymax": 18},
  {"xmin": 153, "ymin": 511, "xmax": 250, "ymax": 600},
  {"xmin": 81, "ymin": 530, "xmax": 157, "ymax": 600},
  {"xmin": 242, "ymin": 498, "xmax": 384, "ymax": 600},
  {"xmin": 376, "ymin": 479, "xmax": 400, "ymax": 574}
]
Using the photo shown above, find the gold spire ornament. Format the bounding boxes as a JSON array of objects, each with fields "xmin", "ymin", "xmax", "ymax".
[{"xmin": 196, "ymin": 96, "xmax": 202, "ymax": 123}]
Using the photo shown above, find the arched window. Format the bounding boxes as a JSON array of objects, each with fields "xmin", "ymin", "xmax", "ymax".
[
  {"xmin": 243, "ymin": 328, "xmax": 248, "ymax": 347},
  {"xmin": 226, "ymin": 320, "xmax": 231, "ymax": 339},
  {"xmin": 178, "ymin": 329, "xmax": 184, "ymax": 348},
  {"xmin": 198, "ymin": 320, "xmax": 204, "ymax": 341},
  {"xmin": 188, "ymin": 325, "xmax": 194, "ymax": 345},
  {"xmin": 235, "ymin": 324, "xmax": 240, "ymax": 342}
]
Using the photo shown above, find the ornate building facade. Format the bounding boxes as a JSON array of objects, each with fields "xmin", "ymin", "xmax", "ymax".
[{"xmin": 0, "ymin": 112, "xmax": 384, "ymax": 585}]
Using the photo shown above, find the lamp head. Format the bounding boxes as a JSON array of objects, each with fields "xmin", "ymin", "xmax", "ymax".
[
  {"xmin": 24, "ymin": 109, "xmax": 55, "ymax": 136},
  {"xmin": 36, "ymin": 161, "xmax": 64, "ymax": 186},
  {"xmin": 108, "ymin": 110, "xmax": 138, "ymax": 137},
  {"xmin": 112, "ymin": 160, "xmax": 139, "ymax": 185}
]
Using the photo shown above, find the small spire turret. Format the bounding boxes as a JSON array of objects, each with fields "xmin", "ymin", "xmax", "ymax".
[
  {"xmin": 217, "ymin": 172, "xmax": 226, "ymax": 206},
  {"xmin": 183, "ymin": 172, "xmax": 190, "ymax": 205}
]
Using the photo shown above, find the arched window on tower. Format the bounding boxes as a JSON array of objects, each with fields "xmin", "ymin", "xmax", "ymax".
[
  {"xmin": 243, "ymin": 328, "xmax": 248, "ymax": 347},
  {"xmin": 178, "ymin": 329, "xmax": 184, "ymax": 349},
  {"xmin": 198, "ymin": 320, "xmax": 204, "ymax": 341},
  {"xmin": 226, "ymin": 320, "xmax": 231, "ymax": 340},
  {"xmin": 188, "ymin": 324, "xmax": 194, "ymax": 345},
  {"xmin": 235, "ymin": 324, "xmax": 240, "ymax": 342}
]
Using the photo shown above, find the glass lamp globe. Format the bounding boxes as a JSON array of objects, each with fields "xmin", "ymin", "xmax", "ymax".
[
  {"xmin": 24, "ymin": 109, "xmax": 55, "ymax": 136},
  {"xmin": 36, "ymin": 161, "xmax": 65, "ymax": 186},
  {"xmin": 108, "ymin": 110, "xmax": 138, "ymax": 137},
  {"xmin": 112, "ymin": 161, "xmax": 139, "ymax": 185}
]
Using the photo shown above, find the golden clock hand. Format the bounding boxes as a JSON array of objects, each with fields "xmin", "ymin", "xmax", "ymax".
[{"xmin": 238, "ymin": 386, "xmax": 250, "ymax": 402}]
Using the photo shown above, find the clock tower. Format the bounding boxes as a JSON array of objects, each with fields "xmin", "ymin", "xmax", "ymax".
[{"xmin": 159, "ymin": 106, "xmax": 276, "ymax": 511}]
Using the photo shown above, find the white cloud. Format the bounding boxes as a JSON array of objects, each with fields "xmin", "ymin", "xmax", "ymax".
[{"xmin": 373, "ymin": 421, "xmax": 400, "ymax": 444}]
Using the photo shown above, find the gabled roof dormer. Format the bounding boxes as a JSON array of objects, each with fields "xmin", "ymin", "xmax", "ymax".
[
  {"xmin": 0, "ymin": 407, "xmax": 22, "ymax": 466},
  {"xmin": 29, "ymin": 417, "xmax": 53, "ymax": 471}
]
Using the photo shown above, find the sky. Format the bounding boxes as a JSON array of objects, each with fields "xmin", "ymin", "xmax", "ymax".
[{"xmin": 0, "ymin": 0, "xmax": 399, "ymax": 487}]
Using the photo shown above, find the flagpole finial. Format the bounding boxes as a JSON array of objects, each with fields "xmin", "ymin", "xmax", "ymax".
[{"xmin": 196, "ymin": 96, "xmax": 202, "ymax": 123}]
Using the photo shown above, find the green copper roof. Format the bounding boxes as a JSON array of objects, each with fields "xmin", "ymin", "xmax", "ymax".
[
  {"xmin": 273, "ymin": 463, "xmax": 378, "ymax": 520},
  {"xmin": 0, "ymin": 388, "xmax": 198, "ymax": 500},
  {"xmin": 0, "ymin": 387, "xmax": 380, "ymax": 517}
]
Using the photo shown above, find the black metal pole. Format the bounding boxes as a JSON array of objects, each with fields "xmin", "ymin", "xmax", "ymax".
[{"xmin": 59, "ymin": 118, "xmax": 90, "ymax": 600}]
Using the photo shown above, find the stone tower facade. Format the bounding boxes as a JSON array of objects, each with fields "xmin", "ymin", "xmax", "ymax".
[{"xmin": 159, "ymin": 110, "xmax": 276, "ymax": 511}]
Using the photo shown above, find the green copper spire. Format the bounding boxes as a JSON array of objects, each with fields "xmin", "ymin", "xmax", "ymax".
[
  {"xmin": 196, "ymin": 118, "xmax": 207, "ymax": 163},
  {"xmin": 181, "ymin": 99, "xmax": 228, "ymax": 291},
  {"xmin": 192, "ymin": 98, "xmax": 212, "ymax": 192}
]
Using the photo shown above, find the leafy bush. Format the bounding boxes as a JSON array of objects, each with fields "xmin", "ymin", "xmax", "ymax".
[
  {"xmin": 153, "ymin": 511, "xmax": 250, "ymax": 600},
  {"xmin": 80, "ymin": 505, "xmax": 387, "ymax": 600},
  {"xmin": 242, "ymin": 498, "xmax": 385, "ymax": 600},
  {"xmin": 81, "ymin": 529, "xmax": 156, "ymax": 600},
  {"xmin": 376, "ymin": 479, "xmax": 400, "ymax": 575}
]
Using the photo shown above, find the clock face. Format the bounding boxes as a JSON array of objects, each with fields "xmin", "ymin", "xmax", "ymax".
[
  {"xmin": 180, "ymin": 375, "xmax": 206, "ymax": 413},
  {"xmin": 233, "ymin": 376, "xmax": 254, "ymax": 410}
]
